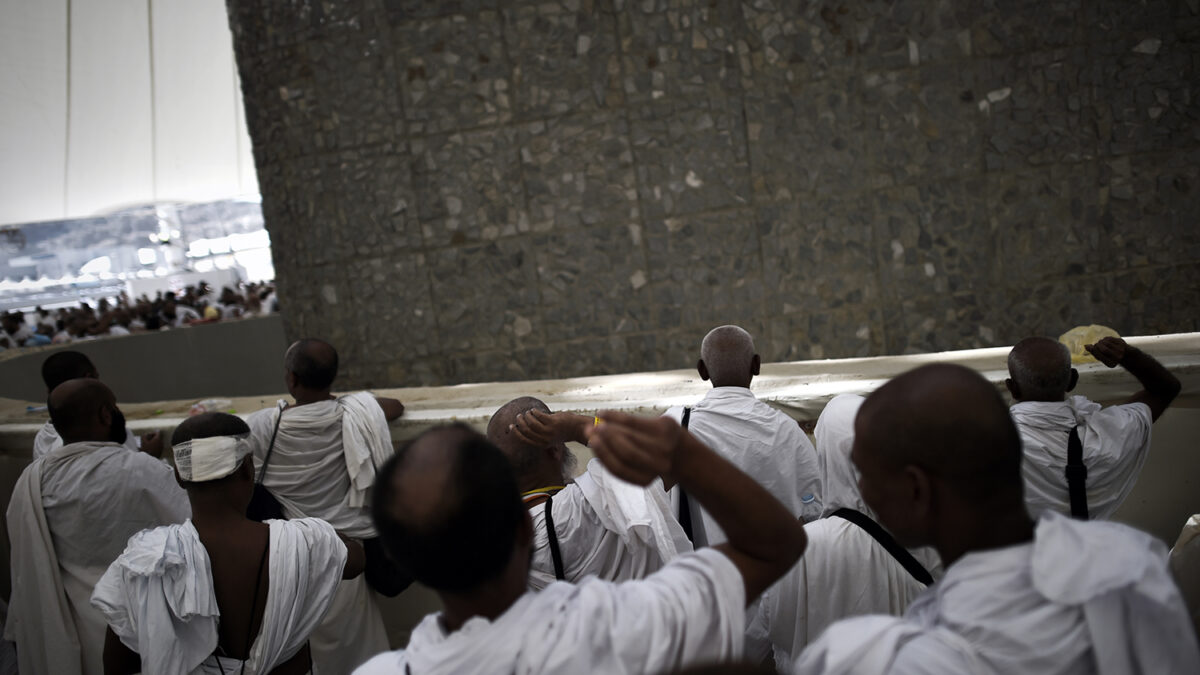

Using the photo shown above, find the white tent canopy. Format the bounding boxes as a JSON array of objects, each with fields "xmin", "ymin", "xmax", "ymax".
[{"xmin": 0, "ymin": 0, "xmax": 258, "ymax": 226}]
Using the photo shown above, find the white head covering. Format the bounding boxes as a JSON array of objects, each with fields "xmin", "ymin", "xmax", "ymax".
[
  {"xmin": 815, "ymin": 394, "xmax": 869, "ymax": 518},
  {"xmin": 172, "ymin": 435, "xmax": 254, "ymax": 482}
]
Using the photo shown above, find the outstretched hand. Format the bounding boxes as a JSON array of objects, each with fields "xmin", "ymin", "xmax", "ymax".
[
  {"xmin": 583, "ymin": 411, "xmax": 681, "ymax": 486},
  {"xmin": 139, "ymin": 431, "xmax": 164, "ymax": 459},
  {"xmin": 1085, "ymin": 336, "xmax": 1128, "ymax": 368}
]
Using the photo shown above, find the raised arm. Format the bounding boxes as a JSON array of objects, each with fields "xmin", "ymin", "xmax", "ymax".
[
  {"xmin": 1085, "ymin": 337, "xmax": 1181, "ymax": 421},
  {"xmin": 586, "ymin": 411, "xmax": 806, "ymax": 604},
  {"xmin": 375, "ymin": 397, "xmax": 405, "ymax": 422}
]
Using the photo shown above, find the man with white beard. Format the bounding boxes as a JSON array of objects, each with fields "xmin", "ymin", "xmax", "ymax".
[
  {"xmin": 5, "ymin": 379, "xmax": 189, "ymax": 675},
  {"xmin": 487, "ymin": 397, "xmax": 691, "ymax": 590},
  {"xmin": 244, "ymin": 338, "xmax": 405, "ymax": 675}
]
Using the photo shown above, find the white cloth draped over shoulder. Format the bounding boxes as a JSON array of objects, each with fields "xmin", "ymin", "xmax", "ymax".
[
  {"xmin": 90, "ymin": 518, "xmax": 346, "ymax": 675},
  {"xmin": 243, "ymin": 393, "xmax": 392, "ymax": 675},
  {"xmin": 244, "ymin": 392, "xmax": 392, "ymax": 539},
  {"xmin": 32, "ymin": 420, "xmax": 140, "ymax": 460},
  {"xmin": 795, "ymin": 513, "xmax": 1200, "ymax": 675},
  {"xmin": 527, "ymin": 458, "xmax": 692, "ymax": 591},
  {"xmin": 4, "ymin": 441, "xmax": 190, "ymax": 675},
  {"xmin": 353, "ymin": 548, "xmax": 746, "ymax": 675},
  {"xmin": 664, "ymin": 387, "xmax": 823, "ymax": 547},
  {"xmin": 1010, "ymin": 396, "xmax": 1152, "ymax": 520},
  {"xmin": 756, "ymin": 395, "xmax": 941, "ymax": 664}
]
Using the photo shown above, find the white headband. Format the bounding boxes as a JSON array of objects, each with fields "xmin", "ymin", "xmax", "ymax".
[{"xmin": 173, "ymin": 434, "xmax": 255, "ymax": 482}]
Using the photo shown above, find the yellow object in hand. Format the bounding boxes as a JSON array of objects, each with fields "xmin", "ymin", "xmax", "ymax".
[{"xmin": 1059, "ymin": 325, "xmax": 1120, "ymax": 363}]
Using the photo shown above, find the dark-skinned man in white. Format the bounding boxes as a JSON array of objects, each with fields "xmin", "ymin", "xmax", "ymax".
[
  {"xmin": 354, "ymin": 412, "xmax": 807, "ymax": 674},
  {"xmin": 795, "ymin": 363, "xmax": 1199, "ymax": 675}
]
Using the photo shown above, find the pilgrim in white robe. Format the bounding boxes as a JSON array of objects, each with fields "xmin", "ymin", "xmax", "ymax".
[
  {"xmin": 664, "ymin": 387, "xmax": 822, "ymax": 547},
  {"xmin": 244, "ymin": 392, "xmax": 392, "ymax": 675},
  {"xmin": 527, "ymin": 458, "xmax": 691, "ymax": 591},
  {"xmin": 1170, "ymin": 514, "xmax": 1200, "ymax": 643},
  {"xmin": 1011, "ymin": 395, "xmax": 1152, "ymax": 520},
  {"xmin": 90, "ymin": 518, "xmax": 346, "ymax": 675},
  {"xmin": 753, "ymin": 395, "xmax": 941, "ymax": 665},
  {"xmin": 4, "ymin": 441, "xmax": 190, "ymax": 675},
  {"xmin": 794, "ymin": 513, "xmax": 1200, "ymax": 675},
  {"xmin": 353, "ymin": 548, "xmax": 745, "ymax": 675},
  {"xmin": 32, "ymin": 420, "xmax": 141, "ymax": 460}
]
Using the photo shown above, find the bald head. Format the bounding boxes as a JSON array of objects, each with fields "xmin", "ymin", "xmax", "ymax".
[
  {"xmin": 41, "ymin": 351, "xmax": 97, "ymax": 392},
  {"xmin": 486, "ymin": 396, "xmax": 575, "ymax": 482},
  {"xmin": 48, "ymin": 378, "xmax": 124, "ymax": 445},
  {"xmin": 372, "ymin": 424, "xmax": 524, "ymax": 592},
  {"xmin": 1007, "ymin": 337, "xmax": 1075, "ymax": 402},
  {"xmin": 285, "ymin": 338, "xmax": 338, "ymax": 391},
  {"xmin": 856, "ymin": 363, "xmax": 1023, "ymax": 504},
  {"xmin": 699, "ymin": 325, "xmax": 760, "ymax": 388}
]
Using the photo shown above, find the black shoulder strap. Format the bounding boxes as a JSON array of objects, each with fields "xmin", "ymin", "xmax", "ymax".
[
  {"xmin": 677, "ymin": 407, "xmax": 695, "ymax": 544},
  {"xmin": 1065, "ymin": 425, "xmax": 1089, "ymax": 520},
  {"xmin": 543, "ymin": 496, "xmax": 565, "ymax": 581},
  {"xmin": 832, "ymin": 508, "xmax": 933, "ymax": 586},
  {"xmin": 255, "ymin": 404, "xmax": 284, "ymax": 486}
]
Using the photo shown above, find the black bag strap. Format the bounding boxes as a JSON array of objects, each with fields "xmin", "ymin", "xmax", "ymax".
[
  {"xmin": 544, "ymin": 496, "xmax": 565, "ymax": 581},
  {"xmin": 1065, "ymin": 425, "xmax": 1089, "ymax": 520},
  {"xmin": 832, "ymin": 508, "xmax": 933, "ymax": 586},
  {"xmin": 255, "ymin": 403, "xmax": 284, "ymax": 486},
  {"xmin": 677, "ymin": 407, "xmax": 695, "ymax": 544}
]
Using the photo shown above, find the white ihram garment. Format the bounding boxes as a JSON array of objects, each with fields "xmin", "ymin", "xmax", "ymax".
[
  {"xmin": 244, "ymin": 393, "xmax": 392, "ymax": 675},
  {"xmin": 90, "ymin": 518, "xmax": 346, "ymax": 675},
  {"xmin": 33, "ymin": 420, "xmax": 140, "ymax": 460},
  {"xmin": 527, "ymin": 458, "xmax": 692, "ymax": 591},
  {"xmin": 1010, "ymin": 396, "xmax": 1152, "ymax": 520},
  {"xmin": 755, "ymin": 395, "xmax": 941, "ymax": 664},
  {"xmin": 353, "ymin": 548, "xmax": 745, "ymax": 675},
  {"xmin": 1170, "ymin": 514, "xmax": 1200, "ymax": 643},
  {"xmin": 795, "ymin": 513, "xmax": 1200, "ymax": 675},
  {"xmin": 664, "ymin": 387, "xmax": 822, "ymax": 547},
  {"xmin": 4, "ymin": 441, "xmax": 190, "ymax": 675}
]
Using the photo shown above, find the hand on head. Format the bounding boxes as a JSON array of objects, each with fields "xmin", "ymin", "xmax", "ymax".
[{"xmin": 584, "ymin": 411, "xmax": 681, "ymax": 486}]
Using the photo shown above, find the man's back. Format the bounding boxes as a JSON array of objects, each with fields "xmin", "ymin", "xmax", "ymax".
[
  {"xmin": 665, "ymin": 388, "xmax": 822, "ymax": 545},
  {"xmin": 6, "ymin": 441, "xmax": 189, "ymax": 674},
  {"xmin": 1011, "ymin": 395, "xmax": 1152, "ymax": 519},
  {"xmin": 92, "ymin": 518, "xmax": 347, "ymax": 674},
  {"xmin": 245, "ymin": 396, "xmax": 378, "ymax": 537},
  {"xmin": 355, "ymin": 548, "xmax": 745, "ymax": 675},
  {"xmin": 798, "ymin": 514, "xmax": 1200, "ymax": 674}
]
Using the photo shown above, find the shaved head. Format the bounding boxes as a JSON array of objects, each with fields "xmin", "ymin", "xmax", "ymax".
[
  {"xmin": 856, "ymin": 363, "xmax": 1023, "ymax": 505},
  {"xmin": 700, "ymin": 325, "xmax": 758, "ymax": 388},
  {"xmin": 372, "ymin": 424, "xmax": 524, "ymax": 592},
  {"xmin": 41, "ymin": 351, "xmax": 97, "ymax": 392},
  {"xmin": 486, "ymin": 396, "xmax": 576, "ymax": 481},
  {"xmin": 48, "ymin": 378, "xmax": 122, "ymax": 444},
  {"xmin": 1007, "ymin": 337, "xmax": 1073, "ymax": 401},
  {"xmin": 285, "ymin": 338, "xmax": 338, "ymax": 390}
]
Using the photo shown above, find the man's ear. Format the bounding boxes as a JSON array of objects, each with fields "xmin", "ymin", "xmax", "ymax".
[
  {"xmin": 98, "ymin": 402, "xmax": 113, "ymax": 427},
  {"xmin": 697, "ymin": 359, "xmax": 709, "ymax": 381},
  {"xmin": 905, "ymin": 465, "xmax": 933, "ymax": 517},
  {"xmin": 751, "ymin": 354, "xmax": 761, "ymax": 377},
  {"xmin": 1066, "ymin": 368, "xmax": 1078, "ymax": 393},
  {"xmin": 284, "ymin": 370, "xmax": 296, "ymax": 390},
  {"xmin": 1005, "ymin": 378, "xmax": 1020, "ymax": 400}
]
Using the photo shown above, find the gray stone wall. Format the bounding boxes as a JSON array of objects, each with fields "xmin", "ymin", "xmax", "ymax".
[{"xmin": 227, "ymin": 0, "xmax": 1200, "ymax": 388}]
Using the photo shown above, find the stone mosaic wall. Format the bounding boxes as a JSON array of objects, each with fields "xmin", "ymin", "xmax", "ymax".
[{"xmin": 226, "ymin": 0, "xmax": 1200, "ymax": 387}]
